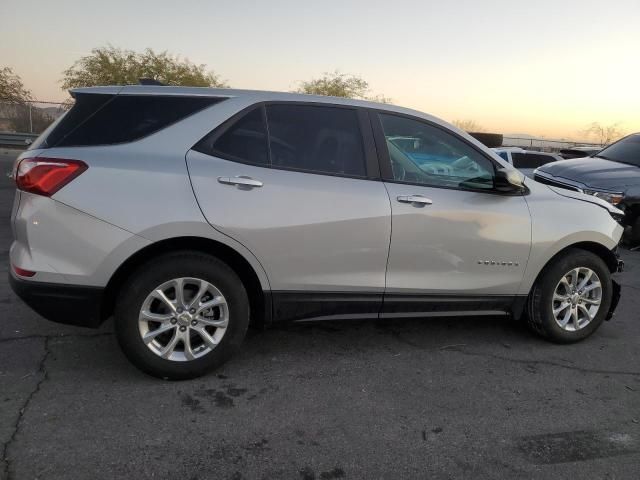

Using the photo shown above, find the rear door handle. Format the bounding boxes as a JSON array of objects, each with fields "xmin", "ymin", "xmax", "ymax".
[
  {"xmin": 397, "ymin": 195, "xmax": 433, "ymax": 205},
  {"xmin": 218, "ymin": 176, "xmax": 264, "ymax": 188}
]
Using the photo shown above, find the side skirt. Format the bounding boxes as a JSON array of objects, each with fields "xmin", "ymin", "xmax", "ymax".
[
  {"xmin": 381, "ymin": 294, "xmax": 522, "ymax": 319},
  {"xmin": 271, "ymin": 291, "xmax": 382, "ymax": 323},
  {"xmin": 269, "ymin": 291, "xmax": 527, "ymax": 324}
]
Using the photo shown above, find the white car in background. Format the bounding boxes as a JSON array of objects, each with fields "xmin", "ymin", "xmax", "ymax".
[{"xmin": 492, "ymin": 147, "xmax": 563, "ymax": 178}]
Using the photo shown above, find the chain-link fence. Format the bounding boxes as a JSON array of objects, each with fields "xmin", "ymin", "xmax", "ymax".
[
  {"xmin": 0, "ymin": 100, "xmax": 606, "ymax": 153},
  {"xmin": 0, "ymin": 100, "xmax": 68, "ymax": 134},
  {"xmin": 502, "ymin": 136, "xmax": 602, "ymax": 152}
]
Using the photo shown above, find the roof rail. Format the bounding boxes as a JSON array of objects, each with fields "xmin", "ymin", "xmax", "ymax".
[{"xmin": 138, "ymin": 78, "xmax": 166, "ymax": 86}]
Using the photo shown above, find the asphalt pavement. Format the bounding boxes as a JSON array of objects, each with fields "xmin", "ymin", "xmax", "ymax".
[{"xmin": 0, "ymin": 150, "xmax": 638, "ymax": 479}]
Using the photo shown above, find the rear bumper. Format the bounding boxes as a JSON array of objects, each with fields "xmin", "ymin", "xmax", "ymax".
[{"xmin": 9, "ymin": 273, "xmax": 105, "ymax": 328}]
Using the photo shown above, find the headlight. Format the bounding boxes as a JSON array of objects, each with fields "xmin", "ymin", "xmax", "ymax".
[{"xmin": 583, "ymin": 189, "xmax": 624, "ymax": 205}]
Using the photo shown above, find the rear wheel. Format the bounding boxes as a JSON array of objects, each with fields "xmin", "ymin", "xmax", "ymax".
[
  {"xmin": 115, "ymin": 252, "xmax": 249, "ymax": 379},
  {"xmin": 526, "ymin": 249, "xmax": 612, "ymax": 343}
]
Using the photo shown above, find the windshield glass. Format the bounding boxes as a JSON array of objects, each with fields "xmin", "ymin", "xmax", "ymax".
[{"xmin": 596, "ymin": 134, "xmax": 640, "ymax": 166}]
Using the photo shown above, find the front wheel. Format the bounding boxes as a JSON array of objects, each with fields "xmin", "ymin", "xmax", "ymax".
[
  {"xmin": 526, "ymin": 248, "xmax": 613, "ymax": 343},
  {"xmin": 115, "ymin": 252, "xmax": 249, "ymax": 379}
]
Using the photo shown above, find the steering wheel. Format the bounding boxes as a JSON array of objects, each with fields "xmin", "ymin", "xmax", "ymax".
[
  {"xmin": 451, "ymin": 156, "xmax": 480, "ymax": 172},
  {"xmin": 421, "ymin": 162, "xmax": 453, "ymax": 175}
]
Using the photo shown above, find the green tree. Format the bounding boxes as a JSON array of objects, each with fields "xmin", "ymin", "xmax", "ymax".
[
  {"xmin": 0, "ymin": 67, "xmax": 52, "ymax": 133},
  {"xmin": 61, "ymin": 46, "xmax": 227, "ymax": 90},
  {"xmin": 0, "ymin": 66, "xmax": 32, "ymax": 103},
  {"xmin": 297, "ymin": 70, "xmax": 390, "ymax": 103}
]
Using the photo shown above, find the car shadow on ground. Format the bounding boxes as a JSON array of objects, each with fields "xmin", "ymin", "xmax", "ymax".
[{"xmin": 44, "ymin": 312, "xmax": 541, "ymax": 382}]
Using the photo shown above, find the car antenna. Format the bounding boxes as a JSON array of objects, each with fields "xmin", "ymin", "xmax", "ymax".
[{"xmin": 138, "ymin": 78, "xmax": 166, "ymax": 86}]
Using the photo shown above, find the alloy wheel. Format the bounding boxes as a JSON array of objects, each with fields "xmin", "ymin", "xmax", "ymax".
[
  {"xmin": 138, "ymin": 277, "xmax": 228, "ymax": 361},
  {"xmin": 552, "ymin": 267, "xmax": 602, "ymax": 332}
]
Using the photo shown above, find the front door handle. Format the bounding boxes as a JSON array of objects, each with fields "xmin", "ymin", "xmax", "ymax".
[
  {"xmin": 397, "ymin": 195, "xmax": 433, "ymax": 205},
  {"xmin": 218, "ymin": 176, "xmax": 264, "ymax": 188}
]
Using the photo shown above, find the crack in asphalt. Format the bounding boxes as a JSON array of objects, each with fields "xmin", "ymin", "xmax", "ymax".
[
  {"xmin": 1, "ymin": 337, "xmax": 50, "ymax": 480},
  {"xmin": 387, "ymin": 334, "xmax": 640, "ymax": 377},
  {"xmin": 446, "ymin": 348, "xmax": 640, "ymax": 377},
  {"xmin": 0, "ymin": 332, "xmax": 113, "ymax": 344}
]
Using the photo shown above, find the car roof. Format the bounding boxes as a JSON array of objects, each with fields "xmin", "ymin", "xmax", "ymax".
[
  {"xmin": 70, "ymin": 85, "xmax": 422, "ymax": 116},
  {"xmin": 493, "ymin": 147, "xmax": 524, "ymax": 152},
  {"xmin": 564, "ymin": 146, "xmax": 601, "ymax": 151},
  {"xmin": 68, "ymin": 85, "xmax": 511, "ymax": 167},
  {"xmin": 493, "ymin": 148, "xmax": 558, "ymax": 156},
  {"xmin": 521, "ymin": 151, "xmax": 558, "ymax": 156}
]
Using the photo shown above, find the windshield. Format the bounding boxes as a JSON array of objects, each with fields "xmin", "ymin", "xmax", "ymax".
[{"xmin": 595, "ymin": 134, "xmax": 640, "ymax": 166}]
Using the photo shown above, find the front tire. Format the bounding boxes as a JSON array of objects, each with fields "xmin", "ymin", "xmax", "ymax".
[
  {"xmin": 115, "ymin": 251, "xmax": 249, "ymax": 380},
  {"xmin": 526, "ymin": 248, "xmax": 612, "ymax": 343}
]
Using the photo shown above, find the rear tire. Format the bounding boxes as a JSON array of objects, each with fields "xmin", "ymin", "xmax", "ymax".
[
  {"xmin": 526, "ymin": 248, "xmax": 612, "ymax": 343},
  {"xmin": 115, "ymin": 251, "xmax": 249, "ymax": 380}
]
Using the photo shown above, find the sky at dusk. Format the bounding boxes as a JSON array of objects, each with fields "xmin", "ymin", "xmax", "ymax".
[{"xmin": 2, "ymin": 0, "xmax": 639, "ymax": 140}]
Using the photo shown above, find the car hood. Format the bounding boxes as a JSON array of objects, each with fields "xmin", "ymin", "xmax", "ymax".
[
  {"xmin": 543, "ymin": 185, "xmax": 624, "ymax": 216},
  {"xmin": 538, "ymin": 157, "xmax": 640, "ymax": 191}
]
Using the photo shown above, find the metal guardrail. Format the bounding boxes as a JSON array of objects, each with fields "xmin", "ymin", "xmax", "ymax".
[{"xmin": 0, "ymin": 132, "xmax": 39, "ymax": 148}]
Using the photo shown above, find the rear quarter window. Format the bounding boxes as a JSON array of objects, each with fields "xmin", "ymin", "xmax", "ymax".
[{"xmin": 37, "ymin": 94, "xmax": 225, "ymax": 148}]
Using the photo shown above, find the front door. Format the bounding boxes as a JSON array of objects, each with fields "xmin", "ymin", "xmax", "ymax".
[{"xmin": 371, "ymin": 111, "xmax": 532, "ymax": 316}]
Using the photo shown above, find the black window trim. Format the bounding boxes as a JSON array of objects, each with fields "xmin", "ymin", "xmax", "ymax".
[
  {"xmin": 192, "ymin": 100, "xmax": 381, "ymax": 181},
  {"xmin": 369, "ymin": 109, "xmax": 524, "ymax": 196},
  {"xmin": 193, "ymin": 104, "xmax": 270, "ymax": 167}
]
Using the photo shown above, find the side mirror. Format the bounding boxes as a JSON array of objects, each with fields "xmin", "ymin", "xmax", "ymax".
[{"xmin": 495, "ymin": 168, "xmax": 526, "ymax": 193}]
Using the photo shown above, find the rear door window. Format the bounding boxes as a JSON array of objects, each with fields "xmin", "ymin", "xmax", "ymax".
[
  {"xmin": 265, "ymin": 104, "xmax": 367, "ymax": 177},
  {"xmin": 195, "ymin": 107, "xmax": 269, "ymax": 166}
]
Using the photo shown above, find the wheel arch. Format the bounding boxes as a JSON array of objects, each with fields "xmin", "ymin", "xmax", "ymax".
[
  {"xmin": 100, "ymin": 236, "xmax": 271, "ymax": 327},
  {"xmin": 528, "ymin": 241, "xmax": 619, "ymax": 293},
  {"xmin": 512, "ymin": 240, "xmax": 619, "ymax": 321}
]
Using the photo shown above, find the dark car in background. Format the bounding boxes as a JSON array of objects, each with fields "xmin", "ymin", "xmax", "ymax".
[{"xmin": 535, "ymin": 133, "xmax": 640, "ymax": 245}]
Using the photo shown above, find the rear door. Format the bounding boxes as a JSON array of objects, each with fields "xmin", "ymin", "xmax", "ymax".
[{"xmin": 187, "ymin": 102, "xmax": 391, "ymax": 321}]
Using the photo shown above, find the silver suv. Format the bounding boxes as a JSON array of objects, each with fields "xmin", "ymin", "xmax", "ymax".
[{"xmin": 9, "ymin": 86, "xmax": 625, "ymax": 379}]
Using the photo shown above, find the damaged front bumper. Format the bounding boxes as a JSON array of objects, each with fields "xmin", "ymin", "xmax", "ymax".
[
  {"xmin": 605, "ymin": 252, "xmax": 624, "ymax": 321},
  {"xmin": 606, "ymin": 280, "xmax": 621, "ymax": 321}
]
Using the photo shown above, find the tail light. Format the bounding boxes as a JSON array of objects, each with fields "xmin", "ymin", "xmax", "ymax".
[
  {"xmin": 15, "ymin": 158, "xmax": 88, "ymax": 196},
  {"xmin": 12, "ymin": 265, "xmax": 36, "ymax": 277}
]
